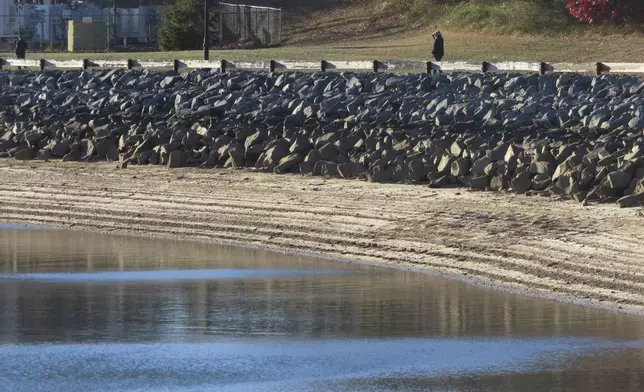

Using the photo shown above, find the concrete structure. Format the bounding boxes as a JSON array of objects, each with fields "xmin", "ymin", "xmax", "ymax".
[{"xmin": 67, "ymin": 20, "xmax": 106, "ymax": 52}]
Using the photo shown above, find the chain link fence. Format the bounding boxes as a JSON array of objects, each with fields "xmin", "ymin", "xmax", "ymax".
[
  {"xmin": 0, "ymin": 3, "xmax": 281, "ymax": 53},
  {"xmin": 217, "ymin": 3, "xmax": 281, "ymax": 47}
]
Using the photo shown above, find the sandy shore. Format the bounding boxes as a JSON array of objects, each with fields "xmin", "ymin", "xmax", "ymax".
[{"xmin": 1, "ymin": 160, "xmax": 644, "ymax": 314}]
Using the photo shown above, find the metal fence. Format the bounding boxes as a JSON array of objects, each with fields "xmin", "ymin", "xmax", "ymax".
[
  {"xmin": 217, "ymin": 3, "xmax": 281, "ymax": 47},
  {"xmin": 0, "ymin": 3, "xmax": 281, "ymax": 53}
]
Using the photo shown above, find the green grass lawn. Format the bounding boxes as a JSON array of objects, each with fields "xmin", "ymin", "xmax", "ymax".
[{"xmin": 21, "ymin": 30, "xmax": 644, "ymax": 64}]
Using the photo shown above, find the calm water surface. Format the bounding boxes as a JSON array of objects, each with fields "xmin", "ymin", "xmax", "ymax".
[{"xmin": 1, "ymin": 228, "xmax": 644, "ymax": 391}]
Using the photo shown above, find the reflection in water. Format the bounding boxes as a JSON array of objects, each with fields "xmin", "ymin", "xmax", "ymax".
[
  {"xmin": 1, "ymin": 229, "xmax": 644, "ymax": 391},
  {"xmin": 0, "ymin": 268, "xmax": 349, "ymax": 282},
  {"xmin": 1, "ymin": 339, "xmax": 643, "ymax": 392}
]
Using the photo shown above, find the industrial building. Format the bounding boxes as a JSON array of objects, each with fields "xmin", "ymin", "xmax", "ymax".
[
  {"xmin": 0, "ymin": 0, "xmax": 160, "ymax": 51},
  {"xmin": 0, "ymin": 0, "xmax": 281, "ymax": 52}
]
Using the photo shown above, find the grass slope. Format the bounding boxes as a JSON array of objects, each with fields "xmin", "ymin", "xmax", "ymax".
[{"xmin": 19, "ymin": 0, "xmax": 644, "ymax": 64}]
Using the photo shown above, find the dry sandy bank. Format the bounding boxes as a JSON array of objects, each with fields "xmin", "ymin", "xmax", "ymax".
[{"xmin": 1, "ymin": 160, "xmax": 644, "ymax": 314}]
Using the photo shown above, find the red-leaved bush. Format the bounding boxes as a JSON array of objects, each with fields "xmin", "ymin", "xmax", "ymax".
[{"xmin": 566, "ymin": 0, "xmax": 615, "ymax": 24}]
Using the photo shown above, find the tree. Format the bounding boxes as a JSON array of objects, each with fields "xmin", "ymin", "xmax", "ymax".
[{"xmin": 158, "ymin": 0, "xmax": 204, "ymax": 51}]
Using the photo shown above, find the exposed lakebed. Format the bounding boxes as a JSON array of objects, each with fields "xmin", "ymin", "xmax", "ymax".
[{"xmin": 1, "ymin": 227, "xmax": 644, "ymax": 391}]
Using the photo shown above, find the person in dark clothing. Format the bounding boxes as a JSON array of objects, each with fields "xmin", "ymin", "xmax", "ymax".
[
  {"xmin": 431, "ymin": 31, "xmax": 444, "ymax": 62},
  {"xmin": 15, "ymin": 36, "xmax": 27, "ymax": 60}
]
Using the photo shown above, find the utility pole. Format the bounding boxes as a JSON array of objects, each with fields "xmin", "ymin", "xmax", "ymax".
[
  {"xmin": 203, "ymin": 0, "xmax": 209, "ymax": 60},
  {"xmin": 104, "ymin": 0, "xmax": 111, "ymax": 53},
  {"xmin": 113, "ymin": 0, "xmax": 117, "ymax": 49}
]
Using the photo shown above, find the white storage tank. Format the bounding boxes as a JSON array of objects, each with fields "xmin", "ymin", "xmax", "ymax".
[
  {"xmin": 16, "ymin": 4, "xmax": 40, "ymax": 34},
  {"xmin": 33, "ymin": 5, "xmax": 65, "ymax": 43},
  {"xmin": 101, "ymin": 7, "xmax": 158, "ymax": 43}
]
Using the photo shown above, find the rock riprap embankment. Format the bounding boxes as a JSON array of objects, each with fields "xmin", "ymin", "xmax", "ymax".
[{"xmin": 1, "ymin": 69, "xmax": 643, "ymax": 206}]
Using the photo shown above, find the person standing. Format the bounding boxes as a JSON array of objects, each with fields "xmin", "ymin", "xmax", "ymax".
[
  {"xmin": 431, "ymin": 31, "xmax": 444, "ymax": 72},
  {"xmin": 15, "ymin": 36, "xmax": 27, "ymax": 60}
]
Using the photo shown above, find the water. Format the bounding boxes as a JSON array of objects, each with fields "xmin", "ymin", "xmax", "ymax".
[{"xmin": 1, "ymin": 228, "xmax": 644, "ymax": 392}]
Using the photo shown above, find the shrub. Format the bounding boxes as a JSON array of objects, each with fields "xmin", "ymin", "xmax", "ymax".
[
  {"xmin": 158, "ymin": 0, "xmax": 204, "ymax": 51},
  {"xmin": 566, "ymin": 0, "xmax": 614, "ymax": 24},
  {"xmin": 566, "ymin": 0, "xmax": 644, "ymax": 24}
]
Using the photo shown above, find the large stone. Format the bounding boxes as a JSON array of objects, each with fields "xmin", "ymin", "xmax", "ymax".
[
  {"xmin": 390, "ymin": 163, "xmax": 409, "ymax": 183},
  {"xmin": 312, "ymin": 161, "xmax": 328, "ymax": 176},
  {"xmin": 437, "ymin": 155, "xmax": 455, "ymax": 174},
  {"xmin": 490, "ymin": 175, "xmax": 509, "ymax": 191},
  {"xmin": 555, "ymin": 174, "xmax": 579, "ymax": 195},
  {"xmin": 62, "ymin": 148, "xmax": 81, "ymax": 162},
  {"xmin": 289, "ymin": 134, "xmax": 311, "ymax": 154},
  {"xmin": 323, "ymin": 162, "xmax": 339, "ymax": 177},
  {"xmin": 624, "ymin": 179, "xmax": 644, "ymax": 196},
  {"xmin": 617, "ymin": 192, "xmax": 644, "ymax": 208},
  {"xmin": 483, "ymin": 162, "xmax": 499, "ymax": 177},
  {"xmin": 79, "ymin": 139, "xmax": 95, "ymax": 158},
  {"xmin": 530, "ymin": 161, "xmax": 556, "ymax": 175},
  {"xmin": 367, "ymin": 165, "xmax": 392, "ymax": 183},
  {"xmin": 228, "ymin": 142, "xmax": 245, "ymax": 169},
  {"xmin": 13, "ymin": 148, "xmax": 36, "ymax": 160},
  {"xmin": 504, "ymin": 145, "xmax": 523, "ymax": 162},
  {"xmin": 95, "ymin": 139, "xmax": 113, "ymax": 159},
  {"xmin": 408, "ymin": 158, "xmax": 431, "ymax": 182},
  {"xmin": 469, "ymin": 175, "xmax": 490, "ymax": 190},
  {"xmin": 601, "ymin": 171, "xmax": 632, "ymax": 191},
  {"xmin": 160, "ymin": 75, "xmax": 182, "ymax": 89},
  {"xmin": 0, "ymin": 140, "xmax": 17, "ymax": 152},
  {"xmin": 105, "ymin": 143, "xmax": 119, "ymax": 161},
  {"xmin": 245, "ymin": 130, "xmax": 267, "ymax": 150},
  {"xmin": 450, "ymin": 141, "xmax": 465, "ymax": 157},
  {"xmin": 303, "ymin": 149, "xmax": 323, "ymax": 165},
  {"xmin": 274, "ymin": 153, "xmax": 303, "ymax": 174},
  {"xmin": 450, "ymin": 158, "xmax": 470, "ymax": 177},
  {"xmin": 318, "ymin": 142, "xmax": 338, "ymax": 162},
  {"xmin": 314, "ymin": 132, "xmax": 339, "ymax": 149},
  {"xmin": 147, "ymin": 150, "xmax": 159, "ymax": 165},
  {"xmin": 531, "ymin": 174, "xmax": 552, "ymax": 191},
  {"xmin": 338, "ymin": 162, "xmax": 365, "ymax": 179},
  {"xmin": 50, "ymin": 139, "xmax": 72, "ymax": 158},
  {"xmin": 158, "ymin": 143, "xmax": 181, "ymax": 165},
  {"xmin": 37, "ymin": 149, "xmax": 53, "ymax": 161},
  {"xmin": 489, "ymin": 145, "xmax": 507, "ymax": 162},
  {"xmin": 511, "ymin": 171, "xmax": 532, "ymax": 194},
  {"xmin": 579, "ymin": 167, "xmax": 596, "ymax": 189},
  {"xmin": 264, "ymin": 143, "xmax": 289, "ymax": 166},
  {"xmin": 428, "ymin": 175, "xmax": 450, "ymax": 188},
  {"xmin": 471, "ymin": 157, "xmax": 491, "ymax": 174},
  {"xmin": 167, "ymin": 150, "xmax": 184, "ymax": 168},
  {"xmin": 299, "ymin": 161, "xmax": 313, "ymax": 175},
  {"xmin": 552, "ymin": 159, "xmax": 574, "ymax": 180},
  {"xmin": 136, "ymin": 151, "xmax": 152, "ymax": 165}
]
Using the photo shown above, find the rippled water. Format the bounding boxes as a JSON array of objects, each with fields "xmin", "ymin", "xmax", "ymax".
[{"xmin": 1, "ymin": 228, "xmax": 644, "ymax": 391}]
